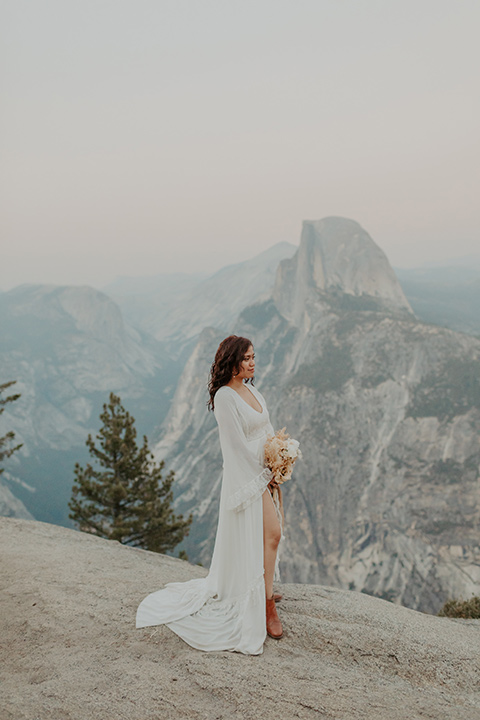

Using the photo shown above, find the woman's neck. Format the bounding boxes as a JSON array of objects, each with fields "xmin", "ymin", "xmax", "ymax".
[{"xmin": 227, "ymin": 377, "xmax": 245, "ymax": 391}]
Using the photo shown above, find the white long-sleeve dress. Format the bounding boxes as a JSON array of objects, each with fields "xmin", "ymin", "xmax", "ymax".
[{"xmin": 135, "ymin": 384, "xmax": 275, "ymax": 655}]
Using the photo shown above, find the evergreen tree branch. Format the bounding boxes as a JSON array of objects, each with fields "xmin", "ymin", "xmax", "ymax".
[{"xmin": 69, "ymin": 392, "xmax": 192, "ymax": 553}]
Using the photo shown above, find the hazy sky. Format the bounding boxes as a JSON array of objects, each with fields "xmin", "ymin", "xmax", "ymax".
[{"xmin": 1, "ymin": 0, "xmax": 479, "ymax": 290}]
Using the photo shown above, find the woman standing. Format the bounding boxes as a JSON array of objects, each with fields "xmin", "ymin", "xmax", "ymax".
[{"xmin": 136, "ymin": 335, "xmax": 283, "ymax": 654}]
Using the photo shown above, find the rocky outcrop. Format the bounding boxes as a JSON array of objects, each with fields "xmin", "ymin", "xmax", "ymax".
[
  {"xmin": 156, "ymin": 218, "xmax": 480, "ymax": 614},
  {"xmin": 273, "ymin": 218, "xmax": 412, "ymax": 325},
  {"xmin": 2, "ymin": 517, "xmax": 479, "ymax": 720}
]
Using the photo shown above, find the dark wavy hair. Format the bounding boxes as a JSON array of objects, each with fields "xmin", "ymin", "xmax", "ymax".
[{"xmin": 207, "ymin": 335, "xmax": 253, "ymax": 410}]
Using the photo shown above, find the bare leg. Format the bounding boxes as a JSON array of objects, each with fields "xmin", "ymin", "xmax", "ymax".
[{"xmin": 262, "ymin": 489, "xmax": 282, "ymax": 599}]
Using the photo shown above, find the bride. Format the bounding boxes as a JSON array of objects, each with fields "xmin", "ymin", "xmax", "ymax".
[{"xmin": 136, "ymin": 335, "xmax": 283, "ymax": 654}]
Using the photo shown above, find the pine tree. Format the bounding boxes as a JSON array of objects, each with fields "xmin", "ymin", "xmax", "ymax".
[
  {"xmin": 69, "ymin": 393, "xmax": 192, "ymax": 554},
  {"xmin": 0, "ymin": 381, "xmax": 22, "ymax": 476}
]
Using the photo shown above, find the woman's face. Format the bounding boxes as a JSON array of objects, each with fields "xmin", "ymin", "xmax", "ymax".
[{"xmin": 237, "ymin": 345, "xmax": 255, "ymax": 379}]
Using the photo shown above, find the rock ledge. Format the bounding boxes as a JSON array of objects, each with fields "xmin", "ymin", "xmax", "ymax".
[{"xmin": 1, "ymin": 518, "xmax": 479, "ymax": 720}]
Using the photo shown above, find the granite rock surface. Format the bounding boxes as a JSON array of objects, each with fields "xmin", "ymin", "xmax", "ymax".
[{"xmin": 2, "ymin": 517, "xmax": 479, "ymax": 720}]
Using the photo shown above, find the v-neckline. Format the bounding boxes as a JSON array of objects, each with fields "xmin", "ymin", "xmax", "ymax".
[{"xmin": 226, "ymin": 385, "xmax": 263, "ymax": 414}]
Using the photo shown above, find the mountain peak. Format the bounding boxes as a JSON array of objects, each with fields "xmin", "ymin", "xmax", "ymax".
[{"xmin": 273, "ymin": 217, "xmax": 413, "ymax": 323}]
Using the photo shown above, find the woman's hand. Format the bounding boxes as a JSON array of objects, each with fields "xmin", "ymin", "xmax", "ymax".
[{"xmin": 268, "ymin": 479, "xmax": 279, "ymax": 493}]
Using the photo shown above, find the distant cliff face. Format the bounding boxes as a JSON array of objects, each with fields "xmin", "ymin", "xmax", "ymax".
[
  {"xmin": 109, "ymin": 242, "xmax": 297, "ymax": 352},
  {"xmin": 0, "ymin": 284, "xmax": 173, "ymax": 524},
  {"xmin": 0, "ymin": 284, "xmax": 164, "ymax": 446},
  {"xmin": 273, "ymin": 218, "xmax": 413, "ymax": 325},
  {"xmin": 156, "ymin": 218, "xmax": 480, "ymax": 614}
]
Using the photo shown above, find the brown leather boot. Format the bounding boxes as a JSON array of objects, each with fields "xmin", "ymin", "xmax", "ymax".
[{"xmin": 266, "ymin": 597, "xmax": 283, "ymax": 639}]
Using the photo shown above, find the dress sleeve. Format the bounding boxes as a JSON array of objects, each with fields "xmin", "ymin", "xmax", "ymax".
[{"xmin": 214, "ymin": 389, "xmax": 272, "ymax": 512}]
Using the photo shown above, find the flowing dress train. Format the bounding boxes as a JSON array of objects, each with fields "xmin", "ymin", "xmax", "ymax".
[{"xmin": 135, "ymin": 384, "xmax": 275, "ymax": 655}]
